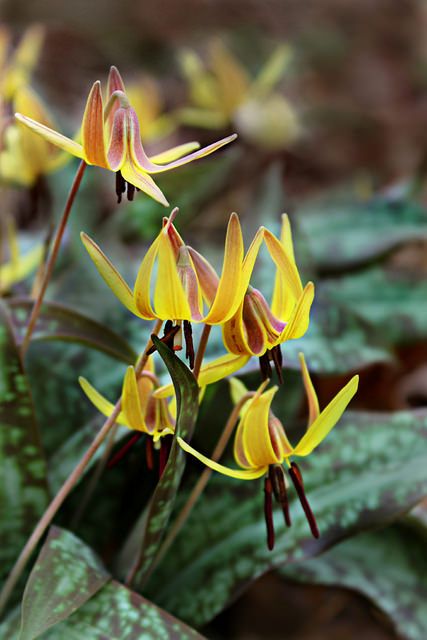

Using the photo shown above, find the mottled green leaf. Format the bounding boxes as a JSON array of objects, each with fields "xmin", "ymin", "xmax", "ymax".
[
  {"xmin": 7, "ymin": 298, "xmax": 137, "ymax": 364},
  {"xmin": 119, "ymin": 337, "xmax": 199, "ymax": 588},
  {"xmin": 281, "ymin": 525, "xmax": 427, "ymax": 640},
  {"xmin": 19, "ymin": 526, "xmax": 109, "ymax": 640},
  {"xmin": 319, "ymin": 266, "xmax": 427, "ymax": 345},
  {"xmin": 296, "ymin": 195, "xmax": 427, "ymax": 271},
  {"xmin": 42, "ymin": 580, "xmax": 204, "ymax": 639},
  {"xmin": 0, "ymin": 300, "xmax": 49, "ymax": 584},
  {"xmin": 146, "ymin": 409, "xmax": 427, "ymax": 626}
]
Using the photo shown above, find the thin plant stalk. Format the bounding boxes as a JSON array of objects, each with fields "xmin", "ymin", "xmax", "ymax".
[
  {"xmin": 129, "ymin": 391, "xmax": 255, "ymax": 589},
  {"xmin": 0, "ymin": 320, "xmax": 162, "ymax": 617},
  {"xmin": 192, "ymin": 324, "xmax": 212, "ymax": 380},
  {"xmin": 21, "ymin": 160, "xmax": 87, "ymax": 356}
]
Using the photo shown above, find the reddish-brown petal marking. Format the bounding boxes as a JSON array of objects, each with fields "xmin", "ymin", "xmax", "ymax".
[
  {"xmin": 108, "ymin": 108, "xmax": 127, "ymax": 171},
  {"xmin": 106, "ymin": 66, "xmax": 127, "ymax": 130}
]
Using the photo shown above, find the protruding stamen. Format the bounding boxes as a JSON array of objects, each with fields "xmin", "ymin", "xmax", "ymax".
[
  {"xmin": 107, "ymin": 432, "xmax": 142, "ymax": 468},
  {"xmin": 270, "ymin": 346, "xmax": 284, "ymax": 384},
  {"xmin": 288, "ymin": 462, "xmax": 319, "ymax": 539},
  {"xmin": 183, "ymin": 320, "xmax": 195, "ymax": 369},
  {"xmin": 127, "ymin": 182, "xmax": 135, "ymax": 201},
  {"xmin": 147, "ymin": 323, "xmax": 181, "ymax": 355},
  {"xmin": 115, "ymin": 171, "xmax": 126, "ymax": 204},
  {"xmin": 146, "ymin": 436, "xmax": 154, "ymax": 470},
  {"xmin": 269, "ymin": 464, "xmax": 291, "ymax": 527},
  {"xmin": 264, "ymin": 476, "xmax": 275, "ymax": 551},
  {"xmin": 259, "ymin": 352, "xmax": 272, "ymax": 381}
]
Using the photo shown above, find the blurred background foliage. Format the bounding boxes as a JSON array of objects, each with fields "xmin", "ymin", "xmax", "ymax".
[{"xmin": 2, "ymin": 0, "xmax": 427, "ymax": 638}]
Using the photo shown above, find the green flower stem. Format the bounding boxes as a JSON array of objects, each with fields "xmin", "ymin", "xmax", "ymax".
[
  {"xmin": 21, "ymin": 159, "xmax": 87, "ymax": 356},
  {"xmin": 0, "ymin": 320, "xmax": 162, "ymax": 618},
  {"xmin": 132, "ymin": 390, "xmax": 255, "ymax": 590}
]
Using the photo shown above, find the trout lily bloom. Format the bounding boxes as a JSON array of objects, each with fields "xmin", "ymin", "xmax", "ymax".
[
  {"xmin": 178, "ymin": 39, "xmax": 300, "ymax": 149},
  {"xmin": 0, "ymin": 25, "xmax": 44, "ymax": 101},
  {"xmin": 1, "ymin": 87, "xmax": 66, "ymax": 186},
  {"xmin": 178, "ymin": 353, "xmax": 359, "ymax": 549},
  {"xmin": 79, "ymin": 359, "xmax": 175, "ymax": 472},
  {"xmin": 15, "ymin": 66, "xmax": 237, "ymax": 206},
  {"xmin": 81, "ymin": 209, "xmax": 263, "ymax": 368},
  {"xmin": 222, "ymin": 214, "xmax": 314, "ymax": 382}
]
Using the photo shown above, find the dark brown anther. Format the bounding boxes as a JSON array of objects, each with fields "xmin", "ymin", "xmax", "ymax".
[
  {"xmin": 183, "ymin": 320, "xmax": 195, "ymax": 369},
  {"xmin": 107, "ymin": 432, "xmax": 142, "ymax": 468},
  {"xmin": 269, "ymin": 465, "xmax": 291, "ymax": 527},
  {"xmin": 115, "ymin": 171, "xmax": 126, "ymax": 204},
  {"xmin": 127, "ymin": 183, "xmax": 135, "ymax": 201},
  {"xmin": 259, "ymin": 352, "xmax": 272, "ymax": 381},
  {"xmin": 270, "ymin": 346, "xmax": 283, "ymax": 384},
  {"xmin": 158, "ymin": 436, "xmax": 172, "ymax": 478},
  {"xmin": 264, "ymin": 476, "xmax": 275, "ymax": 551},
  {"xmin": 288, "ymin": 462, "xmax": 319, "ymax": 539},
  {"xmin": 145, "ymin": 437, "xmax": 154, "ymax": 470},
  {"xmin": 147, "ymin": 323, "xmax": 181, "ymax": 355}
]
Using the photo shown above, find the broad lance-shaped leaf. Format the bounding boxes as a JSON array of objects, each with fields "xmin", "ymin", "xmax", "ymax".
[
  {"xmin": 295, "ymin": 195, "xmax": 427, "ymax": 271},
  {"xmin": 19, "ymin": 526, "xmax": 109, "ymax": 640},
  {"xmin": 281, "ymin": 524, "xmax": 427, "ymax": 640},
  {"xmin": 144, "ymin": 409, "xmax": 427, "ymax": 627},
  {"xmin": 319, "ymin": 266, "xmax": 427, "ymax": 346},
  {"xmin": 0, "ymin": 300, "xmax": 49, "ymax": 584},
  {"xmin": 7, "ymin": 298, "xmax": 137, "ymax": 364},
  {"xmin": 118, "ymin": 336, "xmax": 199, "ymax": 587},
  {"xmin": 17, "ymin": 527, "xmax": 202, "ymax": 640}
]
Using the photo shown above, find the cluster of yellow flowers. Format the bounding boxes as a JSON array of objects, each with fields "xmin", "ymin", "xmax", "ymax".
[{"xmin": 1, "ymin": 27, "xmax": 358, "ymax": 550}]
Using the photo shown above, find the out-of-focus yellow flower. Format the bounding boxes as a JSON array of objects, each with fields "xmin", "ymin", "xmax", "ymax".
[
  {"xmin": 15, "ymin": 66, "xmax": 236, "ymax": 206},
  {"xmin": 222, "ymin": 214, "xmax": 314, "ymax": 381},
  {"xmin": 178, "ymin": 39, "xmax": 300, "ymax": 150},
  {"xmin": 0, "ymin": 215, "xmax": 43, "ymax": 294},
  {"xmin": 179, "ymin": 354, "xmax": 359, "ymax": 547},
  {"xmin": 126, "ymin": 75, "xmax": 176, "ymax": 143},
  {"xmin": 0, "ymin": 24, "xmax": 44, "ymax": 101},
  {"xmin": 0, "ymin": 86, "xmax": 66, "ymax": 186}
]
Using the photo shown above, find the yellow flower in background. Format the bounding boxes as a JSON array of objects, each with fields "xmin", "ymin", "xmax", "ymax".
[
  {"xmin": 0, "ymin": 215, "xmax": 43, "ymax": 294},
  {"xmin": 222, "ymin": 214, "xmax": 314, "ymax": 382},
  {"xmin": 81, "ymin": 209, "xmax": 263, "ymax": 368},
  {"xmin": 15, "ymin": 66, "xmax": 237, "ymax": 206},
  {"xmin": 125, "ymin": 75, "xmax": 176, "ymax": 143},
  {"xmin": 0, "ymin": 24, "xmax": 44, "ymax": 101},
  {"xmin": 0, "ymin": 86, "xmax": 66, "ymax": 186},
  {"xmin": 179, "ymin": 353, "xmax": 359, "ymax": 548},
  {"xmin": 178, "ymin": 39, "xmax": 300, "ymax": 150}
]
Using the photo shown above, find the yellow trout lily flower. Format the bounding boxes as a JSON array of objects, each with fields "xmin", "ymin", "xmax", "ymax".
[
  {"xmin": 0, "ymin": 25, "xmax": 44, "ymax": 100},
  {"xmin": 222, "ymin": 214, "xmax": 314, "ymax": 382},
  {"xmin": 15, "ymin": 66, "xmax": 237, "ymax": 206},
  {"xmin": 178, "ymin": 39, "xmax": 300, "ymax": 149},
  {"xmin": 81, "ymin": 210, "xmax": 263, "ymax": 368},
  {"xmin": 178, "ymin": 353, "xmax": 359, "ymax": 548},
  {"xmin": 0, "ymin": 215, "xmax": 43, "ymax": 294},
  {"xmin": 1, "ymin": 87, "xmax": 66, "ymax": 186}
]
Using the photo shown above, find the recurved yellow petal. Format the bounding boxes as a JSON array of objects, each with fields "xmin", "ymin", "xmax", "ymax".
[
  {"xmin": 298, "ymin": 352, "xmax": 320, "ymax": 427},
  {"xmin": 122, "ymin": 366, "xmax": 147, "ymax": 431},
  {"xmin": 146, "ymin": 134, "xmax": 237, "ymax": 175},
  {"xmin": 150, "ymin": 142, "xmax": 201, "ymax": 164},
  {"xmin": 264, "ymin": 227, "xmax": 302, "ymax": 306},
  {"xmin": 279, "ymin": 282, "xmax": 314, "ymax": 343},
  {"xmin": 78, "ymin": 377, "xmax": 127, "ymax": 426},
  {"xmin": 154, "ymin": 231, "xmax": 191, "ymax": 320},
  {"xmin": 178, "ymin": 437, "xmax": 268, "ymax": 479},
  {"xmin": 292, "ymin": 375, "xmax": 359, "ymax": 457},
  {"xmin": 80, "ymin": 232, "xmax": 140, "ymax": 316},
  {"xmin": 120, "ymin": 161, "xmax": 169, "ymax": 206},
  {"xmin": 15, "ymin": 113, "xmax": 84, "ymax": 159},
  {"xmin": 203, "ymin": 212, "xmax": 244, "ymax": 324},
  {"xmin": 239, "ymin": 386, "xmax": 281, "ymax": 468}
]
